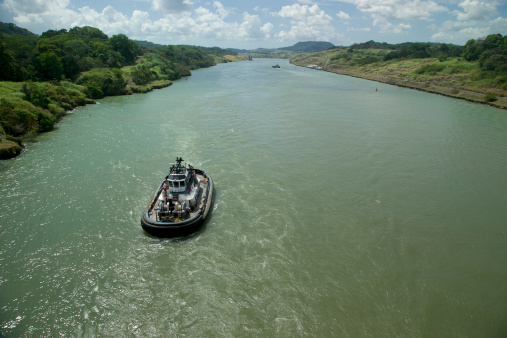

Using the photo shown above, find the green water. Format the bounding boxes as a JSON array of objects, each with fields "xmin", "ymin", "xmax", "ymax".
[{"xmin": 1, "ymin": 59, "xmax": 507, "ymax": 336}]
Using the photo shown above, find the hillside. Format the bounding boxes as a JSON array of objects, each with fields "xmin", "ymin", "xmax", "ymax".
[
  {"xmin": 228, "ymin": 41, "xmax": 334, "ymax": 59},
  {"xmin": 279, "ymin": 41, "xmax": 334, "ymax": 53},
  {"xmin": 291, "ymin": 37, "xmax": 507, "ymax": 109},
  {"xmin": 0, "ymin": 22, "xmax": 37, "ymax": 36}
]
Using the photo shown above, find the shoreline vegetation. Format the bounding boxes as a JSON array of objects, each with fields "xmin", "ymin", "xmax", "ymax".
[
  {"xmin": 290, "ymin": 38, "xmax": 507, "ymax": 110},
  {"xmin": 1, "ymin": 22, "xmax": 505, "ymax": 160},
  {"xmin": 0, "ymin": 23, "xmax": 244, "ymax": 159}
]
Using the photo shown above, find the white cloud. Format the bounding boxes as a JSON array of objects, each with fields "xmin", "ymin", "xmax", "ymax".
[
  {"xmin": 151, "ymin": 0, "xmax": 193, "ymax": 14},
  {"xmin": 350, "ymin": 0, "xmax": 447, "ymax": 33},
  {"xmin": 2, "ymin": 0, "xmax": 67, "ymax": 15},
  {"xmin": 355, "ymin": 0, "xmax": 447, "ymax": 20},
  {"xmin": 337, "ymin": 11, "xmax": 351, "ymax": 20},
  {"xmin": 430, "ymin": 0, "xmax": 506, "ymax": 44},
  {"xmin": 276, "ymin": 4, "xmax": 342, "ymax": 41},
  {"xmin": 455, "ymin": 0, "xmax": 498, "ymax": 21},
  {"xmin": 278, "ymin": 4, "xmax": 332, "ymax": 24},
  {"xmin": 142, "ymin": 3, "xmax": 272, "ymax": 44},
  {"xmin": 347, "ymin": 26, "xmax": 371, "ymax": 32},
  {"xmin": 73, "ymin": 6, "xmax": 131, "ymax": 35},
  {"xmin": 2, "ymin": 0, "xmax": 77, "ymax": 27},
  {"xmin": 238, "ymin": 13, "xmax": 273, "ymax": 39},
  {"xmin": 213, "ymin": 1, "xmax": 230, "ymax": 19}
]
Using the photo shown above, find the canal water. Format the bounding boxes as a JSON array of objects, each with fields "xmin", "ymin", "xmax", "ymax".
[{"xmin": 1, "ymin": 59, "xmax": 506, "ymax": 337}]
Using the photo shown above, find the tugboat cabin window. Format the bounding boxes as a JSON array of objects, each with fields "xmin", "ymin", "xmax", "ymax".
[{"xmin": 168, "ymin": 180, "xmax": 185, "ymax": 188}]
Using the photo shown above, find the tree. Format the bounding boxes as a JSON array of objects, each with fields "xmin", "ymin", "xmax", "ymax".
[
  {"xmin": 69, "ymin": 26, "xmax": 108, "ymax": 41},
  {"xmin": 463, "ymin": 39, "xmax": 479, "ymax": 61},
  {"xmin": 109, "ymin": 34, "xmax": 138, "ymax": 65},
  {"xmin": 0, "ymin": 34, "xmax": 16, "ymax": 80},
  {"xmin": 36, "ymin": 51, "xmax": 64, "ymax": 80}
]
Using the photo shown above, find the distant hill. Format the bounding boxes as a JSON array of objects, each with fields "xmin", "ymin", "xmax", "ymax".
[
  {"xmin": 0, "ymin": 22, "xmax": 37, "ymax": 36},
  {"xmin": 227, "ymin": 41, "xmax": 335, "ymax": 59},
  {"xmin": 279, "ymin": 41, "xmax": 335, "ymax": 52}
]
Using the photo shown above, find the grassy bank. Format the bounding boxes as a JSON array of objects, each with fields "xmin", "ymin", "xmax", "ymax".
[
  {"xmin": 0, "ymin": 72, "xmax": 178, "ymax": 159},
  {"xmin": 291, "ymin": 48, "xmax": 507, "ymax": 110},
  {"xmin": 0, "ymin": 80, "xmax": 94, "ymax": 159}
]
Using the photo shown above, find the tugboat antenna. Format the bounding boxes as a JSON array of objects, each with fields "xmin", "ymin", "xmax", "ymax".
[{"xmin": 176, "ymin": 157, "xmax": 184, "ymax": 166}]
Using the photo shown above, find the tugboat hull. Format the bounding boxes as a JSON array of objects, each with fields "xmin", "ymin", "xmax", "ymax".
[{"xmin": 141, "ymin": 163, "xmax": 214, "ymax": 237}]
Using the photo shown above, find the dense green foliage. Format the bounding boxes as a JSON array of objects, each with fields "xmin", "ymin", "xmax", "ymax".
[
  {"xmin": 382, "ymin": 43, "xmax": 462, "ymax": 61},
  {"xmin": 0, "ymin": 22, "xmax": 232, "ymax": 157},
  {"xmin": 0, "ymin": 81, "xmax": 91, "ymax": 139},
  {"xmin": 348, "ymin": 40, "xmax": 462, "ymax": 61},
  {"xmin": 159, "ymin": 45, "xmax": 215, "ymax": 69},
  {"xmin": 1, "ymin": 25, "xmax": 129, "ymax": 81},
  {"xmin": 0, "ymin": 23, "xmax": 223, "ymax": 84},
  {"xmin": 463, "ymin": 34, "xmax": 507, "ymax": 73},
  {"xmin": 77, "ymin": 68, "xmax": 130, "ymax": 98},
  {"xmin": 0, "ymin": 22, "xmax": 37, "ymax": 37},
  {"xmin": 348, "ymin": 40, "xmax": 393, "ymax": 50}
]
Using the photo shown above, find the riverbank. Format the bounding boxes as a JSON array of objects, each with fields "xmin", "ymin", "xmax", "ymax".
[
  {"xmin": 0, "ymin": 78, "xmax": 173, "ymax": 160},
  {"xmin": 291, "ymin": 51, "xmax": 507, "ymax": 110}
]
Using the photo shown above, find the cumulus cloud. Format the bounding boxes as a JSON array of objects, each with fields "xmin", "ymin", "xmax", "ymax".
[
  {"xmin": 455, "ymin": 0, "xmax": 498, "ymax": 21},
  {"xmin": 2, "ymin": 0, "xmax": 65, "ymax": 15},
  {"xmin": 278, "ymin": 4, "xmax": 332, "ymax": 24},
  {"xmin": 238, "ymin": 13, "xmax": 273, "ymax": 39},
  {"xmin": 348, "ymin": 0, "xmax": 446, "ymax": 33},
  {"xmin": 276, "ymin": 4, "xmax": 342, "ymax": 41},
  {"xmin": 73, "ymin": 6, "xmax": 132, "ymax": 35},
  {"xmin": 2, "ymin": 0, "xmax": 77, "ymax": 27},
  {"xmin": 190, "ymin": 6, "xmax": 272, "ymax": 42},
  {"xmin": 336, "ymin": 11, "xmax": 351, "ymax": 20},
  {"xmin": 151, "ymin": 0, "xmax": 193, "ymax": 14},
  {"xmin": 431, "ymin": 0, "xmax": 506, "ymax": 44},
  {"xmin": 0, "ymin": 0, "xmax": 275, "ymax": 46},
  {"xmin": 354, "ymin": 0, "xmax": 446, "ymax": 21},
  {"xmin": 213, "ymin": 1, "xmax": 230, "ymax": 19},
  {"xmin": 347, "ymin": 26, "xmax": 371, "ymax": 32}
]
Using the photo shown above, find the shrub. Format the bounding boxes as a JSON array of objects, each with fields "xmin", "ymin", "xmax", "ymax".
[
  {"xmin": 0, "ymin": 98, "xmax": 43, "ymax": 136},
  {"xmin": 354, "ymin": 56, "xmax": 379, "ymax": 65},
  {"xmin": 77, "ymin": 68, "xmax": 128, "ymax": 97},
  {"xmin": 414, "ymin": 63, "xmax": 446, "ymax": 75},
  {"xmin": 22, "ymin": 81, "xmax": 50, "ymax": 109},
  {"xmin": 484, "ymin": 93, "xmax": 498, "ymax": 102},
  {"xmin": 86, "ymin": 85, "xmax": 103, "ymax": 99}
]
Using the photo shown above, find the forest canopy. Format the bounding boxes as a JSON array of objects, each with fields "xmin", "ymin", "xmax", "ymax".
[{"xmin": 0, "ymin": 24, "xmax": 230, "ymax": 82}]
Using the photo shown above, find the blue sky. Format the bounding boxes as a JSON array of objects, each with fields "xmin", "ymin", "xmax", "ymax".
[{"xmin": 1, "ymin": 0, "xmax": 506, "ymax": 49}]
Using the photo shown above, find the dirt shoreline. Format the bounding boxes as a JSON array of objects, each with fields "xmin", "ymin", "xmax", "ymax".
[{"xmin": 292, "ymin": 63, "xmax": 507, "ymax": 110}]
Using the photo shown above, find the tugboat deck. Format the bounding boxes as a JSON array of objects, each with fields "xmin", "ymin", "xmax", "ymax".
[
  {"xmin": 141, "ymin": 157, "xmax": 214, "ymax": 237},
  {"xmin": 146, "ymin": 173, "xmax": 209, "ymax": 222}
]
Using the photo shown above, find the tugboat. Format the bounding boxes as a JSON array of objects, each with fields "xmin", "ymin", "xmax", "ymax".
[{"xmin": 141, "ymin": 157, "xmax": 214, "ymax": 237}]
